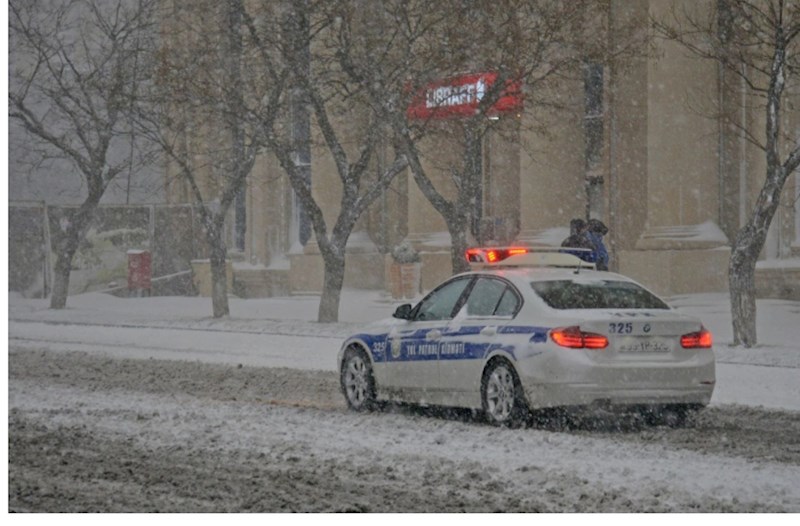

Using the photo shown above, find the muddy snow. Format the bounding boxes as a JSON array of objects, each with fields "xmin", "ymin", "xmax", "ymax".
[{"xmin": 8, "ymin": 348, "xmax": 800, "ymax": 512}]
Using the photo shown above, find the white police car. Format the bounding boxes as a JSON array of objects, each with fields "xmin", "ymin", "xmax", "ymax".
[{"xmin": 338, "ymin": 247, "xmax": 715, "ymax": 426}]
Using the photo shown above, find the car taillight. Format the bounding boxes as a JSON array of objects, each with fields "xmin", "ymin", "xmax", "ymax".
[
  {"xmin": 681, "ymin": 328, "xmax": 713, "ymax": 349},
  {"xmin": 550, "ymin": 326, "xmax": 608, "ymax": 349}
]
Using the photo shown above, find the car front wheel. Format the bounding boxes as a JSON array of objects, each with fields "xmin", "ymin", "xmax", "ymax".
[
  {"xmin": 481, "ymin": 359, "xmax": 528, "ymax": 427},
  {"xmin": 341, "ymin": 347, "xmax": 376, "ymax": 411}
]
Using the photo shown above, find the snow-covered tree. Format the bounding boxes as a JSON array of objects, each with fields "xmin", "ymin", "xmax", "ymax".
[
  {"xmin": 253, "ymin": 1, "xmax": 409, "ymax": 323},
  {"xmin": 142, "ymin": 0, "xmax": 406, "ymax": 322},
  {"xmin": 136, "ymin": 0, "xmax": 287, "ymax": 318},
  {"xmin": 656, "ymin": 0, "xmax": 800, "ymax": 346},
  {"xmin": 9, "ymin": 0, "xmax": 157, "ymax": 309}
]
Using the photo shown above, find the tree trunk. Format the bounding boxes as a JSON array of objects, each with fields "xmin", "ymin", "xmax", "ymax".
[
  {"xmin": 318, "ymin": 251, "xmax": 345, "ymax": 323},
  {"xmin": 49, "ymin": 203, "xmax": 96, "ymax": 309},
  {"xmin": 209, "ymin": 250, "xmax": 230, "ymax": 318},
  {"xmin": 449, "ymin": 219, "xmax": 471, "ymax": 275},
  {"xmin": 49, "ymin": 247, "xmax": 77, "ymax": 309},
  {"xmin": 206, "ymin": 219, "xmax": 230, "ymax": 318},
  {"xmin": 729, "ymin": 236, "xmax": 758, "ymax": 347},
  {"xmin": 727, "ymin": 167, "xmax": 784, "ymax": 347}
]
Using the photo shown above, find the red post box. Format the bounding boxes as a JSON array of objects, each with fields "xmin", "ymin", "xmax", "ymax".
[{"xmin": 127, "ymin": 249, "xmax": 152, "ymax": 296}]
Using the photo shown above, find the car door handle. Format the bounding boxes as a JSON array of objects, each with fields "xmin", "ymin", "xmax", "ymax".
[
  {"xmin": 480, "ymin": 326, "xmax": 497, "ymax": 336},
  {"xmin": 427, "ymin": 329, "xmax": 442, "ymax": 341}
]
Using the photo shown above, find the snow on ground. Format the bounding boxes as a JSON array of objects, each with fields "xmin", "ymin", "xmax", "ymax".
[
  {"xmin": 8, "ymin": 374, "xmax": 800, "ymax": 512},
  {"xmin": 8, "ymin": 289, "xmax": 800, "ymax": 411},
  {"xmin": 6, "ymin": 289, "xmax": 800, "ymax": 513}
]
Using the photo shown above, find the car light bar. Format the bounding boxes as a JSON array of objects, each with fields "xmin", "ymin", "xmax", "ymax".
[
  {"xmin": 466, "ymin": 247, "xmax": 531, "ymax": 263},
  {"xmin": 465, "ymin": 246, "xmax": 594, "ymax": 269}
]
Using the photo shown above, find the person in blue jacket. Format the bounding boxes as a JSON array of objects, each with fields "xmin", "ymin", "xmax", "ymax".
[{"xmin": 586, "ymin": 218, "xmax": 609, "ymax": 271}]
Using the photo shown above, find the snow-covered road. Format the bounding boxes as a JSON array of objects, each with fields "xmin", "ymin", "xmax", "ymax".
[
  {"xmin": 7, "ymin": 291, "xmax": 800, "ymax": 512},
  {"xmin": 9, "ymin": 348, "xmax": 800, "ymax": 512}
]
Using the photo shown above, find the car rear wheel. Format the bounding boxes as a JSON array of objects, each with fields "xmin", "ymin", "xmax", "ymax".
[
  {"xmin": 481, "ymin": 359, "xmax": 528, "ymax": 427},
  {"xmin": 341, "ymin": 347, "xmax": 376, "ymax": 411}
]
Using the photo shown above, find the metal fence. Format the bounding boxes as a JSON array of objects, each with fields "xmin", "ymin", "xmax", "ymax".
[{"xmin": 8, "ymin": 202, "xmax": 204, "ymax": 298}]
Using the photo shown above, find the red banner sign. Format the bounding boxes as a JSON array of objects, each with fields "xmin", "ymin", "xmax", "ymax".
[{"xmin": 406, "ymin": 72, "xmax": 523, "ymax": 120}]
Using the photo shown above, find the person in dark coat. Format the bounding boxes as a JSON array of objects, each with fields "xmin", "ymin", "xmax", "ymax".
[
  {"xmin": 586, "ymin": 218, "xmax": 609, "ymax": 271},
  {"xmin": 561, "ymin": 218, "xmax": 595, "ymax": 263}
]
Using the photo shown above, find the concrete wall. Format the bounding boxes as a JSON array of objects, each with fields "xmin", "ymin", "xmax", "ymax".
[{"xmin": 619, "ymin": 248, "xmax": 730, "ymax": 296}]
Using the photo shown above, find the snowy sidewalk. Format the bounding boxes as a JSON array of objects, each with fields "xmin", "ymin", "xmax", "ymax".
[{"xmin": 8, "ymin": 289, "xmax": 401, "ymax": 339}]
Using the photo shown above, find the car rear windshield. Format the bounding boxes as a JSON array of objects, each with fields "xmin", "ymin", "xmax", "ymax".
[{"xmin": 530, "ymin": 280, "xmax": 670, "ymax": 310}]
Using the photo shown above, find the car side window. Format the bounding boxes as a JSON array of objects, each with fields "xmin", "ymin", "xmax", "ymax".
[
  {"xmin": 465, "ymin": 277, "xmax": 520, "ymax": 317},
  {"xmin": 495, "ymin": 287, "xmax": 520, "ymax": 316},
  {"xmin": 414, "ymin": 278, "xmax": 471, "ymax": 321}
]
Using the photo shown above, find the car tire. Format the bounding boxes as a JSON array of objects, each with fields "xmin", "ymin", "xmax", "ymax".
[
  {"xmin": 341, "ymin": 346, "xmax": 376, "ymax": 412},
  {"xmin": 481, "ymin": 359, "xmax": 528, "ymax": 427}
]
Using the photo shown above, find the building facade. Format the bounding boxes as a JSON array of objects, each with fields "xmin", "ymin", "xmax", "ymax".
[{"xmin": 167, "ymin": 0, "xmax": 800, "ymax": 300}]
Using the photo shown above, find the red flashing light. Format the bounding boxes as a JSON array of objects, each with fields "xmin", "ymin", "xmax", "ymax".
[
  {"xmin": 550, "ymin": 326, "xmax": 609, "ymax": 349},
  {"xmin": 465, "ymin": 248, "xmax": 487, "ymax": 263},
  {"xmin": 681, "ymin": 328, "xmax": 713, "ymax": 349},
  {"xmin": 465, "ymin": 246, "xmax": 530, "ymax": 264}
]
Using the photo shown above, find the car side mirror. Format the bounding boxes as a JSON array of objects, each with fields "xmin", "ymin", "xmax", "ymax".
[{"xmin": 393, "ymin": 303, "xmax": 413, "ymax": 320}]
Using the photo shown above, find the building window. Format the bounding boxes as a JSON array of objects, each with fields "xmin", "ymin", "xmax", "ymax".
[
  {"xmin": 584, "ymin": 62, "xmax": 605, "ymax": 219},
  {"xmin": 584, "ymin": 62, "xmax": 604, "ymax": 170}
]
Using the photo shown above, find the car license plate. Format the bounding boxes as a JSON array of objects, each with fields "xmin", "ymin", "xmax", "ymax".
[{"xmin": 616, "ymin": 337, "xmax": 673, "ymax": 353}]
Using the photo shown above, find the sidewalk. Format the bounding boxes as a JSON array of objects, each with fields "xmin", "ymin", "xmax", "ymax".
[{"xmin": 8, "ymin": 289, "xmax": 402, "ymax": 339}]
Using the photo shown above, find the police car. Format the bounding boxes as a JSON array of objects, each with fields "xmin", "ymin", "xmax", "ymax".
[{"xmin": 338, "ymin": 247, "xmax": 715, "ymax": 426}]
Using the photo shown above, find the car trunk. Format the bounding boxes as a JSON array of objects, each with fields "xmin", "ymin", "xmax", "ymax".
[{"xmin": 578, "ymin": 311, "xmax": 705, "ymax": 364}]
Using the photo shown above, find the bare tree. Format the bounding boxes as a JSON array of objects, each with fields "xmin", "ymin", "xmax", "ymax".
[
  {"xmin": 656, "ymin": 0, "xmax": 800, "ymax": 346},
  {"xmin": 9, "ymin": 0, "xmax": 156, "ymax": 309},
  {"xmin": 136, "ymin": 0, "xmax": 286, "ymax": 318},
  {"xmin": 251, "ymin": 1, "xmax": 409, "ymax": 322}
]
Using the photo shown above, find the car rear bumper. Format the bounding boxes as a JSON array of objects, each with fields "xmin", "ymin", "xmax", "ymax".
[
  {"xmin": 516, "ymin": 349, "xmax": 715, "ymax": 409},
  {"xmin": 521, "ymin": 382, "xmax": 714, "ymax": 409}
]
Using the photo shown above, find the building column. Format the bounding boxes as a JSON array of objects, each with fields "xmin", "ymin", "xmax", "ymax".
[{"xmin": 617, "ymin": 0, "xmax": 729, "ymax": 295}]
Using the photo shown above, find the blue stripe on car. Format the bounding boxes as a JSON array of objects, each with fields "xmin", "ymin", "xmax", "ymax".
[{"xmin": 345, "ymin": 325, "xmax": 551, "ymax": 363}]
